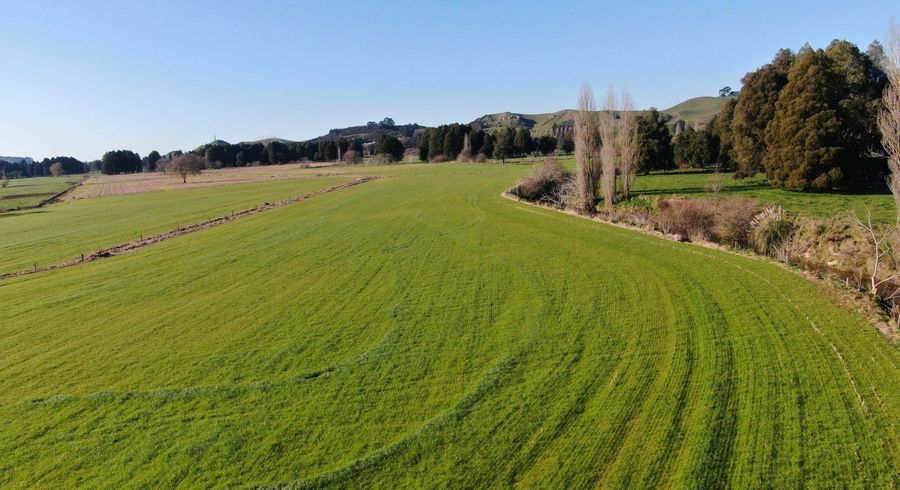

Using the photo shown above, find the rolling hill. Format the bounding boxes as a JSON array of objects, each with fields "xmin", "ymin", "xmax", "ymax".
[
  {"xmin": 469, "ymin": 96, "xmax": 736, "ymax": 136},
  {"xmin": 209, "ymin": 96, "xmax": 735, "ymax": 153}
]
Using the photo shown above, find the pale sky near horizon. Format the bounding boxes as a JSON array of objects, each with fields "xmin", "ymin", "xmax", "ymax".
[{"xmin": 1, "ymin": 0, "xmax": 898, "ymax": 161}]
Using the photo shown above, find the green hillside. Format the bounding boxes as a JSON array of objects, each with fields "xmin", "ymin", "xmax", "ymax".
[
  {"xmin": 661, "ymin": 96, "xmax": 736, "ymax": 125},
  {"xmin": 1, "ymin": 163, "xmax": 898, "ymax": 487},
  {"xmin": 471, "ymin": 96, "xmax": 734, "ymax": 136}
]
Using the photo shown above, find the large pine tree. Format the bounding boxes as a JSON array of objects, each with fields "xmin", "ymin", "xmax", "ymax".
[
  {"xmin": 634, "ymin": 108, "xmax": 674, "ymax": 173},
  {"xmin": 824, "ymin": 40, "xmax": 887, "ymax": 187},
  {"xmin": 709, "ymin": 98, "xmax": 737, "ymax": 170},
  {"xmin": 763, "ymin": 48, "xmax": 846, "ymax": 190},
  {"xmin": 732, "ymin": 49, "xmax": 793, "ymax": 178}
]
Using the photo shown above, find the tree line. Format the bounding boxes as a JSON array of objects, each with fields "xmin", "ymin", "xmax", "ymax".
[
  {"xmin": 0, "ymin": 156, "xmax": 97, "ymax": 178},
  {"xmin": 679, "ymin": 39, "xmax": 889, "ymax": 191}
]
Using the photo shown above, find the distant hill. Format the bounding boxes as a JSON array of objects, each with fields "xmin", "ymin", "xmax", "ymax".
[
  {"xmin": 233, "ymin": 120, "xmax": 427, "ymax": 149},
  {"xmin": 309, "ymin": 121, "xmax": 428, "ymax": 148},
  {"xmin": 198, "ymin": 96, "xmax": 734, "ymax": 153},
  {"xmin": 661, "ymin": 96, "xmax": 735, "ymax": 125},
  {"xmin": 469, "ymin": 96, "xmax": 736, "ymax": 137},
  {"xmin": 0, "ymin": 156, "xmax": 34, "ymax": 165}
]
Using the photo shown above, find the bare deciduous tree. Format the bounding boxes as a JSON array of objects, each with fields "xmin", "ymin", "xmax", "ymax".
[
  {"xmin": 49, "ymin": 162, "xmax": 63, "ymax": 177},
  {"xmin": 169, "ymin": 154, "xmax": 205, "ymax": 184},
  {"xmin": 599, "ymin": 87, "xmax": 618, "ymax": 208},
  {"xmin": 575, "ymin": 83, "xmax": 601, "ymax": 214},
  {"xmin": 343, "ymin": 149, "xmax": 361, "ymax": 164},
  {"xmin": 854, "ymin": 208, "xmax": 899, "ymax": 298},
  {"xmin": 618, "ymin": 89, "xmax": 638, "ymax": 200},
  {"xmin": 879, "ymin": 23, "xmax": 900, "ymax": 225}
]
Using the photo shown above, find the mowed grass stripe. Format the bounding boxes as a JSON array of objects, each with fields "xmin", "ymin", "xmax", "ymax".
[{"xmin": 0, "ymin": 163, "xmax": 898, "ymax": 487}]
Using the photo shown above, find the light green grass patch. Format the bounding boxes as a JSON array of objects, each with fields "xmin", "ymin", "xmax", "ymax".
[{"xmin": 0, "ymin": 163, "xmax": 898, "ymax": 487}]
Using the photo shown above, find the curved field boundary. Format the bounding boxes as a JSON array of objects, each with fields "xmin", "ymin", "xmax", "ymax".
[
  {"xmin": 0, "ymin": 176, "xmax": 87, "ymax": 214},
  {"xmin": 0, "ymin": 176, "xmax": 376, "ymax": 281},
  {"xmin": 501, "ymin": 192, "xmax": 899, "ymax": 342}
]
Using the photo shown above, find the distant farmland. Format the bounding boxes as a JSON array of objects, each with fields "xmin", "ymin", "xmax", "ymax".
[
  {"xmin": 0, "ymin": 163, "xmax": 897, "ymax": 487},
  {"xmin": 0, "ymin": 174, "xmax": 82, "ymax": 211}
]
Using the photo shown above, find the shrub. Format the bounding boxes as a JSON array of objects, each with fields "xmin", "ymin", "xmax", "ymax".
[
  {"xmin": 457, "ymin": 148, "xmax": 473, "ymax": 163},
  {"xmin": 49, "ymin": 162, "xmax": 64, "ymax": 177},
  {"xmin": 750, "ymin": 206, "xmax": 794, "ymax": 259},
  {"xmin": 474, "ymin": 153, "xmax": 487, "ymax": 163},
  {"xmin": 508, "ymin": 156, "xmax": 572, "ymax": 206},
  {"xmin": 656, "ymin": 198, "xmax": 716, "ymax": 241},
  {"xmin": 431, "ymin": 154, "xmax": 447, "ymax": 163},
  {"xmin": 714, "ymin": 198, "xmax": 759, "ymax": 248},
  {"xmin": 371, "ymin": 153, "xmax": 395, "ymax": 164},
  {"xmin": 343, "ymin": 150, "xmax": 361, "ymax": 164}
]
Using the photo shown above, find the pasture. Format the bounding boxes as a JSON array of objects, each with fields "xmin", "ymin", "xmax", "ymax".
[
  {"xmin": 0, "ymin": 175, "xmax": 83, "ymax": 211},
  {"xmin": 631, "ymin": 169, "xmax": 897, "ymax": 223},
  {"xmin": 544, "ymin": 156, "xmax": 896, "ymax": 222},
  {"xmin": 0, "ymin": 162, "xmax": 898, "ymax": 487},
  {"xmin": 0, "ymin": 173, "xmax": 350, "ymax": 274}
]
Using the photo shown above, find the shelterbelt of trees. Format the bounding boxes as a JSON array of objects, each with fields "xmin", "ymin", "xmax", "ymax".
[
  {"xmin": 0, "ymin": 156, "xmax": 98, "ymax": 178},
  {"xmin": 677, "ymin": 39, "xmax": 890, "ymax": 191}
]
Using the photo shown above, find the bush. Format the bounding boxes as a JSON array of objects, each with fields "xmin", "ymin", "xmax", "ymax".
[
  {"xmin": 508, "ymin": 156, "xmax": 572, "ymax": 206},
  {"xmin": 343, "ymin": 150, "xmax": 361, "ymax": 164},
  {"xmin": 474, "ymin": 153, "xmax": 487, "ymax": 163},
  {"xmin": 431, "ymin": 154, "xmax": 447, "ymax": 163},
  {"xmin": 714, "ymin": 198, "xmax": 759, "ymax": 248},
  {"xmin": 457, "ymin": 148, "xmax": 473, "ymax": 163},
  {"xmin": 750, "ymin": 206, "xmax": 794, "ymax": 259},
  {"xmin": 371, "ymin": 153, "xmax": 395, "ymax": 164},
  {"xmin": 656, "ymin": 198, "xmax": 716, "ymax": 241}
]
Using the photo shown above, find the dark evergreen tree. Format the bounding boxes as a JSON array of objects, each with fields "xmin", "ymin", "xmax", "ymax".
[
  {"xmin": 709, "ymin": 99, "xmax": 737, "ymax": 170},
  {"xmin": 635, "ymin": 108, "xmax": 674, "ymax": 173},
  {"xmin": 534, "ymin": 135, "xmax": 558, "ymax": 155},
  {"xmin": 763, "ymin": 49, "xmax": 847, "ymax": 190},
  {"xmin": 513, "ymin": 127, "xmax": 533, "ymax": 156},
  {"xmin": 374, "ymin": 134, "xmax": 405, "ymax": 161},
  {"xmin": 101, "ymin": 150, "xmax": 141, "ymax": 175},
  {"xmin": 732, "ymin": 48, "xmax": 793, "ymax": 177}
]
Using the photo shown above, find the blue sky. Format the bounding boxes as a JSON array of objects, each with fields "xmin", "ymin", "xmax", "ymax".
[{"xmin": 1, "ymin": 0, "xmax": 897, "ymax": 161}]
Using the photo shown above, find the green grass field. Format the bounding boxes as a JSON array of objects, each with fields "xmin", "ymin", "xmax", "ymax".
[
  {"xmin": 1, "ymin": 163, "xmax": 899, "ymax": 487},
  {"xmin": 0, "ymin": 175, "xmax": 83, "ymax": 210},
  {"xmin": 0, "ymin": 174, "xmax": 349, "ymax": 274},
  {"xmin": 544, "ymin": 156, "xmax": 895, "ymax": 223},
  {"xmin": 631, "ymin": 169, "xmax": 896, "ymax": 223}
]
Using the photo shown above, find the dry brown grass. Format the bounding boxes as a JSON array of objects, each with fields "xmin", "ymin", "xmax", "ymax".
[{"xmin": 70, "ymin": 162, "xmax": 335, "ymax": 199}]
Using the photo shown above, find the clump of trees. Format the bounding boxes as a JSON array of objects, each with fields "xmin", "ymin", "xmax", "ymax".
[
  {"xmin": 574, "ymin": 83, "xmax": 602, "ymax": 214},
  {"xmin": 0, "ymin": 156, "xmax": 87, "ymax": 178},
  {"xmin": 711, "ymin": 39, "xmax": 888, "ymax": 190},
  {"xmin": 417, "ymin": 124, "xmax": 557, "ymax": 162},
  {"xmin": 101, "ymin": 150, "xmax": 142, "ymax": 175},
  {"xmin": 197, "ymin": 138, "xmax": 366, "ymax": 168},
  {"xmin": 673, "ymin": 126, "xmax": 719, "ymax": 168},
  {"xmin": 572, "ymin": 84, "xmax": 641, "ymax": 212},
  {"xmin": 373, "ymin": 135, "xmax": 405, "ymax": 162}
]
